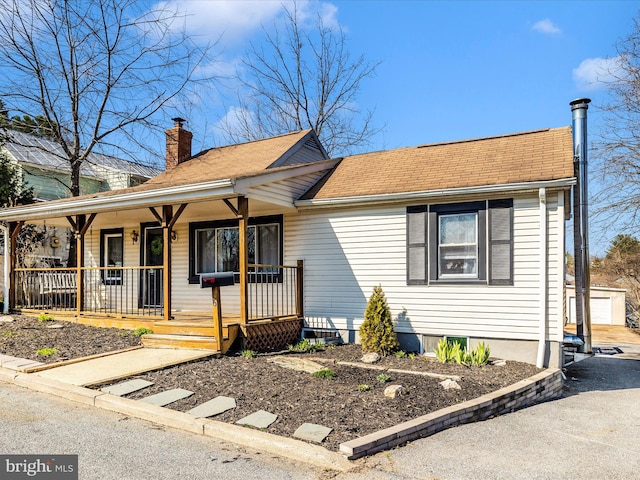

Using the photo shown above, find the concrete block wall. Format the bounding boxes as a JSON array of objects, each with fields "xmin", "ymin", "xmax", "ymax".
[{"xmin": 340, "ymin": 368, "xmax": 563, "ymax": 459}]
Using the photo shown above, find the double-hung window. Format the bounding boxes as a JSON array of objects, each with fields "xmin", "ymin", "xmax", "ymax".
[
  {"xmin": 100, "ymin": 228, "xmax": 124, "ymax": 285},
  {"xmin": 438, "ymin": 212, "xmax": 478, "ymax": 278},
  {"xmin": 407, "ymin": 200, "xmax": 513, "ymax": 285},
  {"xmin": 189, "ymin": 215, "xmax": 282, "ymax": 283}
]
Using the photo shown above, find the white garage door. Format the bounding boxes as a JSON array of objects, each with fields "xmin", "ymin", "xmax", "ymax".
[
  {"xmin": 591, "ymin": 297, "xmax": 612, "ymax": 325},
  {"xmin": 567, "ymin": 296, "xmax": 612, "ymax": 325}
]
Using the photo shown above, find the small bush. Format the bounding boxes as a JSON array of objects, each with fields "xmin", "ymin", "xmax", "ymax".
[
  {"xmin": 241, "ymin": 349, "xmax": 256, "ymax": 359},
  {"xmin": 435, "ymin": 338, "xmax": 491, "ymax": 366},
  {"xmin": 358, "ymin": 384, "xmax": 372, "ymax": 392},
  {"xmin": 435, "ymin": 338, "xmax": 452, "ymax": 363},
  {"xmin": 133, "ymin": 327, "xmax": 153, "ymax": 337},
  {"xmin": 377, "ymin": 373, "xmax": 391, "ymax": 383},
  {"xmin": 288, "ymin": 338, "xmax": 325, "ymax": 353},
  {"xmin": 394, "ymin": 350, "xmax": 407, "ymax": 358},
  {"xmin": 36, "ymin": 347, "xmax": 58, "ymax": 356},
  {"xmin": 359, "ymin": 285, "xmax": 399, "ymax": 356},
  {"xmin": 312, "ymin": 368, "xmax": 336, "ymax": 380},
  {"xmin": 37, "ymin": 313, "xmax": 55, "ymax": 322},
  {"xmin": 470, "ymin": 341, "xmax": 491, "ymax": 366}
]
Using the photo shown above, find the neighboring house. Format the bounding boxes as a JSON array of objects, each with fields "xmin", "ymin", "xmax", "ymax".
[
  {"xmin": 3, "ymin": 130, "xmax": 161, "ymax": 201},
  {"xmin": 0, "ymin": 130, "xmax": 161, "ymax": 265},
  {"xmin": 0, "ymin": 117, "xmax": 580, "ymax": 367}
]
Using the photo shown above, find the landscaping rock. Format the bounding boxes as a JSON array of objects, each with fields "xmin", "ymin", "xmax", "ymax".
[
  {"xmin": 491, "ymin": 359, "xmax": 507, "ymax": 367},
  {"xmin": 266, "ymin": 356, "xmax": 325, "ymax": 374},
  {"xmin": 383, "ymin": 384, "xmax": 404, "ymax": 398},
  {"xmin": 361, "ymin": 352, "xmax": 381, "ymax": 364},
  {"xmin": 46, "ymin": 324, "xmax": 64, "ymax": 329},
  {"xmin": 440, "ymin": 379, "xmax": 461, "ymax": 390},
  {"xmin": 0, "ymin": 315, "xmax": 14, "ymax": 323}
]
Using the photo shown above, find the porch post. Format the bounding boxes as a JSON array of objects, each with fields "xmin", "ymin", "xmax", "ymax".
[
  {"xmin": 296, "ymin": 259, "xmax": 304, "ymax": 318},
  {"xmin": 162, "ymin": 205, "xmax": 173, "ymax": 321},
  {"xmin": 75, "ymin": 215, "xmax": 85, "ymax": 317},
  {"xmin": 238, "ymin": 196, "xmax": 249, "ymax": 325},
  {"xmin": 8, "ymin": 221, "xmax": 24, "ymax": 311}
]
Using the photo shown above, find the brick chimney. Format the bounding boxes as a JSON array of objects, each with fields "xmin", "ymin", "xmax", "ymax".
[{"xmin": 165, "ymin": 117, "xmax": 192, "ymax": 171}]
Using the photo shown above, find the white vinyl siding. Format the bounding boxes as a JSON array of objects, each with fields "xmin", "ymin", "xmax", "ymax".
[{"xmin": 286, "ymin": 193, "xmax": 564, "ymax": 342}]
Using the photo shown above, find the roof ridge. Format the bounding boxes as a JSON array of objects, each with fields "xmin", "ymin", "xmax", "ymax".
[{"xmin": 416, "ymin": 127, "xmax": 563, "ymax": 149}]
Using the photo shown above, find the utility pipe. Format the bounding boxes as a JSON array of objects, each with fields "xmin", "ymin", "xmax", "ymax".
[{"xmin": 537, "ymin": 188, "xmax": 547, "ymax": 368}]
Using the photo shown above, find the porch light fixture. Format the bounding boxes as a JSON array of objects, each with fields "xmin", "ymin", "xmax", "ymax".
[
  {"xmin": 171, "ymin": 230, "xmax": 178, "ymax": 242},
  {"xmin": 130, "ymin": 230, "xmax": 139, "ymax": 244}
]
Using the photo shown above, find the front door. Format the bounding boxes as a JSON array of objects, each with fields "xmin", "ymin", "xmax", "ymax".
[{"xmin": 142, "ymin": 226, "xmax": 163, "ymax": 308}]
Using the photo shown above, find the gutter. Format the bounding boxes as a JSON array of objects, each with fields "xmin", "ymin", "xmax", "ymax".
[
  {"xmin": 295, "ymin": 178, "xmax": 576, "ymax": 210},
  {"xmin": 0, "ymin": 179, "xmax": 235, "ymax": 222},
  {"xmin": 537, "ymin": 187, "xmax": 547, "ymax": 368}
]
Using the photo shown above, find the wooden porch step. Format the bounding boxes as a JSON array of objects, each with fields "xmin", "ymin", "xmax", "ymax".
[
  {"xmin": 141, "ymin": 334, "xmax": 223, "ymax": 351},
  {"xmin": 152, "ymin": 321, "xmax": 220, "ymax": 337}
]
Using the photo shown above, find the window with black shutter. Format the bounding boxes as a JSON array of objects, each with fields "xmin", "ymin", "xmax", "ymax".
[
  {"xmin": 407, "ymin": 206, "xmax": 427, "ymax": 284},
  {"xmin": 406, "ymin": 199, "xmax": 513, "ymax": 285}
]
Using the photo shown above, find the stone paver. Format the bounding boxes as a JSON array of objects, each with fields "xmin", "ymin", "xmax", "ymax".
[
  {"xmin": 236, "ymin": 410, "xmax": 278, "ymax": 429},
  {"xmin": 140, "ymin": 388, "xmax": 194, "ymax": 407},
  {"xmin": 0, "ymin": 315, "xmax": 14, "ymax": 322},
  {"xmin": 266, "ymin": 356, "xmax": 325, "ymax": 374},
  {"xmin": 187, "ymin": 396, "xmax": 236, "ymax": 418},
  {"xmin": 293, "ymin": 423, "xmax": 333, "ymax": 443},
  {"xmin": 101, "ymin": 379, "xmax": 154, "ymax": 396}
]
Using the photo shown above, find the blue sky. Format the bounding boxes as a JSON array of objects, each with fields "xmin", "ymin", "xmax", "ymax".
[
  {"xmin": 168, "ymin": 0, "xmax": 637, "ymax": 254},
  {"xmin": 173, "ymin": 0, "xmax": 637, "ymax": 150}
]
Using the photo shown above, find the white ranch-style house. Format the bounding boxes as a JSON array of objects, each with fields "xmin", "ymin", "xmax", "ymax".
[{"xmin": 0, "ymin": 102, "xmax": 590, "ymax": 367}]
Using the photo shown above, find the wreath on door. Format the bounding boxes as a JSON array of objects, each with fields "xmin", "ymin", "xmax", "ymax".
[{"xmin": 150, "ymin": 237, "xmax": 163, "ymax": 256}]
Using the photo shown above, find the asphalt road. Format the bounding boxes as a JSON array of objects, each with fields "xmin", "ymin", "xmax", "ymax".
[
  {"xmin": 0, "ymin": 382, "xmax": 323, "ymax": 480},
  {"xmin": 2, "ymin": 354, "xmax": 639, "ymax": 480}
]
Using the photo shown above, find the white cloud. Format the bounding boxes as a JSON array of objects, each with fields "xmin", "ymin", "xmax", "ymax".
[
  {"xmin": 532, "ymin": 19, "xmax": 561, "ymax": 35},
  {"xmin": 573, "ymin": 56, "xmax": 625, "ymax": 91},
  {"xmin": 156, "ymin": 1, "xmax": 340, "ymax": 46}
]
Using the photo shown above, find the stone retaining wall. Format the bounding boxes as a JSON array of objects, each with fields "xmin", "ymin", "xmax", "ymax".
[{"xmin": 340, "ymin": 368, "xmax": 563, "ymax": 459}]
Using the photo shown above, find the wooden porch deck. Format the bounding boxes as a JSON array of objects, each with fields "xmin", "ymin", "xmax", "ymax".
[{"xmin": 24, "ymin": 310, "xmax": 303, "ymax": 354}]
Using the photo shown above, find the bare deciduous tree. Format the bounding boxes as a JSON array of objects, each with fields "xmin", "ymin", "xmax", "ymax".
[
  {"xmin": 220, "ymin": 3, "xmax": 380, "ymax": 157},
  {"xmin": 0, "ymin": 0, "xmax": 213, "ymax": 197},
  {"xmin": 592, "ymin": 16, "xmax": 640, "ymax": 234}
]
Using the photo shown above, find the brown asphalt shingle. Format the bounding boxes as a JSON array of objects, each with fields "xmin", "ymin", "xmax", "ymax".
[
  {"xmin": 302, "ymin": 127, "xmax": 574, "ymax": 200},
  {"xmin": 145, "ymin": 129, "xmax": 314, "ymax": 188}
]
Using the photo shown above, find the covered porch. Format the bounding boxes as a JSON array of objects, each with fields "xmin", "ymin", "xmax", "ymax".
[{"xmin": 3, "ymin": 192, "xmax": 306, "ymax": 354}]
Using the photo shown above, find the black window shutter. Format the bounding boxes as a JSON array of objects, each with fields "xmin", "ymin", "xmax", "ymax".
[
  {"xmin": 488, "ymin": 199, "xmax": 514, "ymax": 285},
  {"xmin": 407, "ymin": 206, "xmax": 427, "ymax": 284}
]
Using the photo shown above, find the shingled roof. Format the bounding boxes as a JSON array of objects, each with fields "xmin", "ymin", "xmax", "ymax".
[
  {"xmin": 145, "ymin": 129, "xmax": 325, "ymax": 189},
  {"xmin": 301, "ymin": 127, "xmax": 574, "ymax": 200}
]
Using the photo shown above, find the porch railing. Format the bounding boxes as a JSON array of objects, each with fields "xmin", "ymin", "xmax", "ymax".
[
  {"xmin": 14, "ymin": 260, "xmax": 304, "ymax": 322},
  {"xmin": 14, "ymin": 266, "xmax": 164, "ymax": 317},
  {"xmin": 247, "ymin": 262, "xmax": 301, "ymax": 321}
]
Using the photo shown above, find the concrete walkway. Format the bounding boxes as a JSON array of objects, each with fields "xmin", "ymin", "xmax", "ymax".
[{"xmin": 34, "ymin": 348, "xmax": 215, "ymax": 386}]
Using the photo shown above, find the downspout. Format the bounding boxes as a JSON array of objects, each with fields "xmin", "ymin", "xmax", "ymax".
[
  {"xmin": 537, "ymin": 187, "xmax": 547, "ymax": 368},
  {"xmin": 571, "ymin": 98, "xmax": 592, "ymax": 353},
  {"xmin": 2, "ymin": 225, "xmax": 8, "ymax": 314}
]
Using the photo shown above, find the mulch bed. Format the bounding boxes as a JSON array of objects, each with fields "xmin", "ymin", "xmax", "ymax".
[
  {"xmin": 0, "ymin": 314, "xmax": 141, "ymax": 363},
  {"xmin": 0, "ymin": 314, "xmax": 542, "ymax": 452}
]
